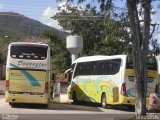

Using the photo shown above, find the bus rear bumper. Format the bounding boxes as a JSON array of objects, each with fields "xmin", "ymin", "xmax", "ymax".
[
  {"xmin": 5, "ymin": 91, "xmax": 49, "ymax": 104},
  {"xmin": 118, "ymin": 94, "xmax": 149, "ymax": 106}
]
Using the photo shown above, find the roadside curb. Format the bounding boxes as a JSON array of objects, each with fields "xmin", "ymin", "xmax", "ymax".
[{"xmin": 50, "ymin": 93, "xmax": 72, "ymax": 104}]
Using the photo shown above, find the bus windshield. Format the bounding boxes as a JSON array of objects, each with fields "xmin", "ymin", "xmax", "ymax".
[
  {"xmin": 10, "ymin": 45, "xmax": 48, "ymax": 60},
  {"xmin": 126, "ymin": 55, "xmax": 157, "ymax": 70}
]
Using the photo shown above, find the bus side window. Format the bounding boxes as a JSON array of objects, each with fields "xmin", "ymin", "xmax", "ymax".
[
  {"xmin": 100, "ymin": 59, "xmax": 121, "ymax": 75},
  {"xmin": 110, "ymin": 59, "xmax": 121, "ymax": 75},
  {"xmin": 73, "ymin": 63, "xmax": 80, "ymax": 78}
]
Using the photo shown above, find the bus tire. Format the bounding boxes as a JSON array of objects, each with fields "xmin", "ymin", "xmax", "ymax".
[
  {"xmin": 72, "ymin": 91, "xmax": 78, "ymax": 104},
  {"xmin": 40, "ymin": 104, "xmax": 48, "ymax": 108},
  {"xmin": 9, "ymin": 103, "xmax": 16, "ymax": 108},
  {"xmin": 42, "ymin": 104, "xmax": 49, "ymax": 108},
  {"xmin": 101, "ymin": 93, "xmax": 107, "ymax": 108}
]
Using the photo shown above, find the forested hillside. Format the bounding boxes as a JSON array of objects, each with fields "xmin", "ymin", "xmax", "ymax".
[{"xmin": 0, "ymin": 12, "xmax": 64, "ymax": 36}]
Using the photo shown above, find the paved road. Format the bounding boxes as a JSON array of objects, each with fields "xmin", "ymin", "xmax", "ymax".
[
  {"xmin": 1, "ymin": 80, "xmax": 160, "ymax": 120},
  {"xmin": 0, "ymin": 96, "xmax": 138, "ymax": 120},
  {"xmin": 1, "ymin": 96, "xmax": 160, "ymax": 120}
]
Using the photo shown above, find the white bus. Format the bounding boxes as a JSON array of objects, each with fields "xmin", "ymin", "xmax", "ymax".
[
  {"xmin": 5, "ymin": 42, "xmax": 52, "ymax": 107},
  {"xmin": 67, "ymin": 55, "xmax": 158, "ymax": 108}
]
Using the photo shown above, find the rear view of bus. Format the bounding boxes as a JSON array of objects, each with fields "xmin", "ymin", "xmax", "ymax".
[
  {"xmin": 5, "ymin": 42, "xmax": 51, "ymax": 107},
  {"xmin": 123, "ymin": 55, "xmax": 158, "ymax": 106}
]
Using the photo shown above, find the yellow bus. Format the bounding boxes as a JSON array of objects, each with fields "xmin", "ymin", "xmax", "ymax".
[
  {"xmin": 5, "ymin": 42, "xmax": 52, "ymax": 107},
  {"xmin": 67, "ymin": 55, "xmax": 158, "ymax": 108}
]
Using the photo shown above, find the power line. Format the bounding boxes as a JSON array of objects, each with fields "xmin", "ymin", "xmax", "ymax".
[
  {"xmin": 57, "ymin": 18, "xmax": 105, "ymax": 21},
  {"xmin": 55, "ymin": 15, "xmax": 103, "ymax": 17}
]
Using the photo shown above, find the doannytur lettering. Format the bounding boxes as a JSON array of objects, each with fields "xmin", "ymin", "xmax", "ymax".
[{"xmin": 18, "ymin": 61, "xmax": 47, "ymax": 68}]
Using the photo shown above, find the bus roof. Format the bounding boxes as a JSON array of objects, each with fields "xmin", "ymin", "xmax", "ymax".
[
  {"xmin": 72, "ymin": 55, "xmax": 127, "ymax": 64},
  {"xmin": 9, "ymin": 42, "xmax": 48, "ymax": 47}
]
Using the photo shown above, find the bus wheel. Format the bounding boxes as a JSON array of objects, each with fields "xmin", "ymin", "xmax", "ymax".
[
  {"xmin": 72, "ymin": 91, "xmax": 78, "ymax": 104},
  {"xmin": 41, "ymin": 104, "xmax": 48, "ymax": 108},
  {"xmin": 9, "ymin": 103, "xmax": 16, "ymax": 108},
  {"xmin": 101, "ymin": 93, "xmax": 107, "ymax": 108}
]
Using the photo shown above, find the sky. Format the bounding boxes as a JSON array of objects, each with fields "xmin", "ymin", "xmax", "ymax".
[
  {"xmin": 0, "ymin": 0, "xmax": 94, "ymax": 30},
  {"xmin": 0, "ymin": 0, "xmax": 160, "ymax": 38},
  {"xmin": 0, "ymin": 0, "xmax": 63, "ymax": 29}
]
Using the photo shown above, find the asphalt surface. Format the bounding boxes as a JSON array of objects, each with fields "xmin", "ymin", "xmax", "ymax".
[
  {"xmin": 0, "ymin": 80, "xmax": 160, "ymax": 120},
  {"xmin": 0, "ymin": 114, "xmax": 136, "ymax": 120},
  {"xmin": 0, "ymin": 95, "xmax": 137, "ymax": 120}
]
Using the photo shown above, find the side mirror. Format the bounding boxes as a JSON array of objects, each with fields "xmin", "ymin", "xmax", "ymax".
[
  {"xmin": 155, "ymin": 84, "xmax": 159, "ymax": 93},
  {"xmin": 64, "ymin": 68, "xmax": 72, "ymax": 83},
  {"xmin": 52, "ymin": 73, "xmax": 55, "ymax": 80}
]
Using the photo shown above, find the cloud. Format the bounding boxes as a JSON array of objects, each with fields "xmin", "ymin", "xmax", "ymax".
[
  {"xmin": 0, "ymin": 4, "xmax": 3, "ymax": 11},
  {"xmin": 153, "ymin": 34, "xmax": 160, "ymax": 43},
  {"xmin": 39, "ymin": 7, "xmax": 62, "ymax": 30}
]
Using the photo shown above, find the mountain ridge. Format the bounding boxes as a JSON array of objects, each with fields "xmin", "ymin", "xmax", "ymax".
[{"xmin": 0, "ymin": 12, "xmax": 64, "ymax": 36}]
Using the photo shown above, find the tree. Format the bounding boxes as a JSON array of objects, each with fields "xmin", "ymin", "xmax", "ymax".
[
  {"xmin": 0, "ymin": 38, "xmax": 8, "ymax": 63},
  {"xmin": 127, "ymin": 0, "xmax": 151, "ymax": 115},
  {"xmin": 54, "ymin": 1, "xmax": 130, "ymax": 55},
  {"xmin": 42, "ymin": 30, "xmax": 71, "ymax": 77},
  {"xmin": 57, "ymin": 0, "xmax": 159, "ymax": 116},
  {"xmin": 150, "ymin": 39, "xmax": 160, "ymax": 55}
]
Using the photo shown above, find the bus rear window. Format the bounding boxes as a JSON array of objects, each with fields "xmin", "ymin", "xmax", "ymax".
[
  {"xmin": 126, "ymin": 56, "xmax": 157, "ymax": 70},
  {"xmin": 10, "ymin": 45, "xmax": 48, "ymax": 60}
]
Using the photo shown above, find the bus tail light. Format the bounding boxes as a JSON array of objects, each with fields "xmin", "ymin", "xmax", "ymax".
[
  {"xmin": 152, "ymin": 95, "xmax": 157, "ymax": 105},
  {"xmin": 121, "ymin": 83, "xmax": 128, "ymax": 96},
  {"xmin": 45, "ymin": 82, "xmax": 49, "ymax": 93},
  {"xmin": 6, "ymin": 80, "xmax": 10, "ymax": 91}
]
